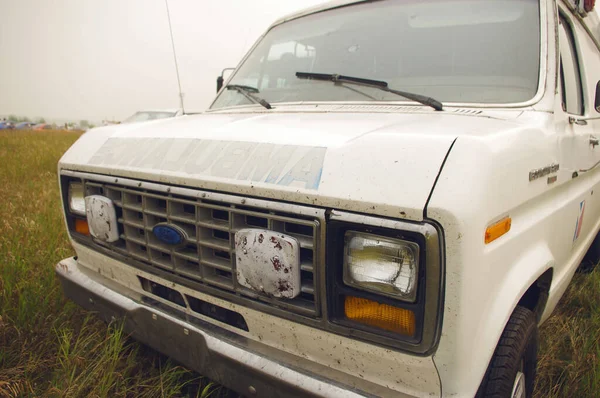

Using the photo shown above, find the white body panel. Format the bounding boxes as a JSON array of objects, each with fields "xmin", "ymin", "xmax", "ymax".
[
  {"xmin": 60, "ymin": 111, "xmax": 492, "ymax": 221},
  {"xmin": 57, "ymin": 0, "xmax": 600, "ymax": 396}
]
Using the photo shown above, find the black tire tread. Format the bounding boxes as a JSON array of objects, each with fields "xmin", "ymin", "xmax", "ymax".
[{"xmin": 477, "ymin": 305, "xmax": 538, "ymax": 398}]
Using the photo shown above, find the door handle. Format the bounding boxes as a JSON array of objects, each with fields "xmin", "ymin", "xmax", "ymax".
[
  {"xmin": 570, "ymin": 116, "xmax": 588, "ymax": 126},
  {"xmin": 591, "ymin": 136, "xmax": 599, "ymax": 148}
]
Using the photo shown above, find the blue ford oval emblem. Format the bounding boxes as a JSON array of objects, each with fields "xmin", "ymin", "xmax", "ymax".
[{"xmin": 152, "ymin": 223, "xmax": 187, "ymax": 246}]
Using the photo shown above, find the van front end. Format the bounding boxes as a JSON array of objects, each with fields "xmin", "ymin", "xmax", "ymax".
[
  {"xmin": 56, "ymin": 164, "xmax": 444, "ymax": 397},
  {"xmin": 53, "ymin": 0, "xmax": 565, "ymax": 396}
]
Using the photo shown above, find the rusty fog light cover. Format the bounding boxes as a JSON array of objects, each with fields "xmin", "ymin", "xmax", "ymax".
[
  {"xmin": 235, "ymin": 229, "xmax": 301, "ymax": 299},
  {"xmin": 85, "ymin": 195, "xmax": 119, "ymax": 243}
]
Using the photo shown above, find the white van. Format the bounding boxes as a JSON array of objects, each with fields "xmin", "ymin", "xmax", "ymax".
[{"xmin": 56, "ymin": 1, "xmax": 600, "ymax": 397}]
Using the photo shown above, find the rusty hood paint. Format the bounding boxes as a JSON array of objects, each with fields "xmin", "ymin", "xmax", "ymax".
[{"xmin": 58, "ymin": 110, "xmax": 516, "ymax": 221}]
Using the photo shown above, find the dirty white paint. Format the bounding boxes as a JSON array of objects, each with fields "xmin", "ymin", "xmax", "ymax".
[
  {"xmin": 85, "ymin": 195, "xmax": 119, "ymax": 243},
  {"xmin": 89, "ymin": 138, "xmax": 326, "ymax": 190},
  {"xmin": 235, "ymin": 229, "xmax": 301, "ymax": 298},
  {"xmin": 59, "ymin": 110, "xmax": 513, "ymax": 221}
]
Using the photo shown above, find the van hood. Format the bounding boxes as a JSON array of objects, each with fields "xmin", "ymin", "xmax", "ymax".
[{"xmin": 59, "ymin": 110, "xmax": 518, "ymax": 221}]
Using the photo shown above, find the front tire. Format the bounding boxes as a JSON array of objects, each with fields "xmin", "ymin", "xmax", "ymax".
[{"xmin": 476, "ymin": 306, "xmax": 538, "ymax": 398}]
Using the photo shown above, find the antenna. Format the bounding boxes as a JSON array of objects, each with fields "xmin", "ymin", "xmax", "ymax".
[{"xmin": 164, "ymin": 0, "xmax": 185, "ymax": 113}]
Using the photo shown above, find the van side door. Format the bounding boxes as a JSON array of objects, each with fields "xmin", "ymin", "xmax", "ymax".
[{"xmin": 555, "ymin": 6, "xmax": 600, "ymax": 258}]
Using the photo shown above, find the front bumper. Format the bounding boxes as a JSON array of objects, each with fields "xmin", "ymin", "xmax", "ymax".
[{"xmin": 56, "ymin": 257, "xmax": 415, "ymax": 398}]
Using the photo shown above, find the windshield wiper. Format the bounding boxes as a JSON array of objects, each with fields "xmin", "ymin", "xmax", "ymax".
[
  {"xmin": 296, "ymin": 72, "xmax": 443, "ymax": 111},
  {"xmin": 226, "ymin": 84, "xmax": 272, "ymax": 109}
]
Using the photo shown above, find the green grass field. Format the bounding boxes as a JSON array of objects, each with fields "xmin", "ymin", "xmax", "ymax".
[{"xmin": 0, "ymin": 131, "xmax": 598, "ymax": 397}]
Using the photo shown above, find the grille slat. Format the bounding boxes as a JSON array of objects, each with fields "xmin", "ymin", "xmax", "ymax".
[
  {"xmin": 301, "ymin": 283, "xmax": 315, "ymax": 295},
  {"xmin": 202, "ymin": 258, "xmax": 233, "ymax": 272},
  {"xmin": 172, "ymin": 250, "xmax": 199, "ymax": 262},
  {"xmin": 300, "ymin": 262, "xmax": 314, "ymax": 273},
  {"xmin": 197, "ymin": 219, "xmax": 230, "ymax": 231},
  {"xmin": 198, "ymin": 238, "xmax": 231, "ymax": 252},
  {"xmin": 287, "ymin": 234, "xmax": 314, "ymax": 250},
  {"xmin": 119, "ymin": 219, "xmax": 144, "ymax": 229},
  {"xmin": 124, "ymin": 236, "xmax": 145, "ymax": 246},
  {"xmin": 83, "ymin": 179, "xmax": 321, "ymax": 317},
  {"xmin": 145, "ymin": 209, "xmax": 167, "ymax": 217}
]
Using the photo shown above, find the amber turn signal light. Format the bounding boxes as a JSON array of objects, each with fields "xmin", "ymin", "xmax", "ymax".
[
  {"xmin": 485, "ymin": 217, "xmax": 511, "ymax": 244},
  {"xmin": 75, "ymin": 218, "xmax": 90, "ymax": 236},
  {"xmin": 344, "ymin": 296, "xmax": 416, "ymax": 336}
]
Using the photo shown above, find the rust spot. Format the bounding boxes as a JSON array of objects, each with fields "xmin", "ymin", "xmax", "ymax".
[
  {"xmin": 258, "ymin": 234, "xmax": 264, "ymax": 243},
  {"xmin": 283, "ymin": 267, "xmax": 289, "ymax": 274},
  {"xmin": 276, "ymin": 279, "xmax": 291, "ymax": 293},
  {"xmin": 270, "ymin": 236, "xmax": 282, "ymax": 250},
  {"xmin": 271, "ymin": 256, "xmax": 283, "ymax": 271}
]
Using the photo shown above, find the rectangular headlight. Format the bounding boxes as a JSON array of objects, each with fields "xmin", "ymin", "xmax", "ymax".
[
  {"xmin": 68, "ymin": 182, "xmax": 86, "ymax": 215},
  {"xmin": 343, "ymin": 231, "xmax": 419, "ymax": 302}
]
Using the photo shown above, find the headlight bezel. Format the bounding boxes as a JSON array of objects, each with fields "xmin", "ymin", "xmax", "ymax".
[{"xmin": 326, "ymin": 216, "xmax": 443, "ymax": 354}]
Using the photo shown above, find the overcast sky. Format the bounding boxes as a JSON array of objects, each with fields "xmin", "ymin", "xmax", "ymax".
[{"xmin": 0, "ymin": 0, "xmax": 327, "ymax": 123}]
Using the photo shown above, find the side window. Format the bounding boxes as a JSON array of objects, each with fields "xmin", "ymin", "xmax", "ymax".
[{"xmin": 558, "ymin": 15, "xmax": 584, "ymax": 115}]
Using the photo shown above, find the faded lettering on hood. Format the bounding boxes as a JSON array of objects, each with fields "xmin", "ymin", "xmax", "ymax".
[{"xmin": 88, "ymin": 138, "xmax": 326, "ymax": 190}]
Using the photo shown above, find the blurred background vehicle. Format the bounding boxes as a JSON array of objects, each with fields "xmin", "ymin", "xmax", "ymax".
[
  {"xmin": 14, "ymin": 122, "xmax": 36, "ymax": 129},
  {"xmin": 0, "ymin": 121, "xmax": 15, "ymax": 129},
  {"xmin": 33, "ymin": 123, "xmax": 53, "ymax": 130}
]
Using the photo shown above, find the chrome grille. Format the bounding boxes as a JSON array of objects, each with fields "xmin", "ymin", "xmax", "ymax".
[{"xmin": 82, "ymin": 179, "xmax": 320, "ymax": 316}]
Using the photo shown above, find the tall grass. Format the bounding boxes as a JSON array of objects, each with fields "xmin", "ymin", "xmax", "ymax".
[
  {"xmin": 0, "ymin": 131, "xmax": 222, "ymax": 397},
  {"xmin": 0, "ymin": 131, "xmax": 598, "ymax": 397},
  {"xmin": 534, "ymin": 269, "xmax": 600, "ymax": 397}
]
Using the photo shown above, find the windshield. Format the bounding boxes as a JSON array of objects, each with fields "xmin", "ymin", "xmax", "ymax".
[
  {"xmin": 123, "ymin": 111, "xmax": 177, "ymax": 123},
  {"xmin": 211, "ymin": 0, "xmax": 540, "ymax": 109}
]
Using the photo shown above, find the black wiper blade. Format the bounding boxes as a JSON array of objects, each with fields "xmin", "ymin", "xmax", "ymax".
[
  {"xmin": 226, "ymin": 84, "xmax": 272, "ymax": 109},
  {"xmin": 296, "ymin": 72, "xmax": 443, "ymax": 111}
]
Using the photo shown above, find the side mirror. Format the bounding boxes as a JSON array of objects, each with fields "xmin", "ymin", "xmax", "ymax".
[
  {"xmin": 216, "ymin": 67, "xmax": 236, "ymax": 93},
  {"xmin": 595, "ymin": 80, "xmax": 600, "ymax": 112}
]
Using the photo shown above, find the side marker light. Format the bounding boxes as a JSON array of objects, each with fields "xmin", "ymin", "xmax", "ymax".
[{"xmin": 485, "ymin": 217, "xmax": 511, "ymax": 244}]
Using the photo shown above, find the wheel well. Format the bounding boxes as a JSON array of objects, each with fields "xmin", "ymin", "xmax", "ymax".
[{"xmin": 517, "ymin": 268, "xmax": 553, "ymax": 322}]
